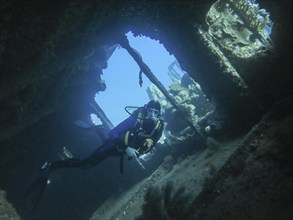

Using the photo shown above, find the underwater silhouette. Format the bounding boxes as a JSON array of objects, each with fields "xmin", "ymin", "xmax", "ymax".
[{"xmin": 26, "ymin": 100, "xmax": 164, "ymax": 211}]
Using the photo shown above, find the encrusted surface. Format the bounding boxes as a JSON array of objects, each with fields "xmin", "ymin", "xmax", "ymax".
[
  {"xmin": 206, "ymin": 0, "xmax": 272, "ymax": 59},
  {"xmin": 0, "ymin": 190, "xmax": 21, "ymax": 220}
]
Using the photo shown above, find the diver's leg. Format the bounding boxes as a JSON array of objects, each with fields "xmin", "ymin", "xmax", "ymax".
[
  {"xmin": 49, "ymin": 153, "xmax": 109, "ymax": 169},
  {"xmin": 26, "ymin": 157, "xmax": 93, "ymax": 211},
  {"xmin": 50, "ymin": 139, "xmax": 118, "ymax": 169},
  {"xmin": 50, "ymin": 158, "xmax": 87, "ymax": 170},
  {"xmin": 81, "ymin": 139, "xmax": 121, "ymax": 166}
]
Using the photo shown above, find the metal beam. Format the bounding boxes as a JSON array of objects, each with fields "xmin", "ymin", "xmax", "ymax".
[{"xmin": 118, "ymin": 34, "xmax": 205, "ymax": 138}]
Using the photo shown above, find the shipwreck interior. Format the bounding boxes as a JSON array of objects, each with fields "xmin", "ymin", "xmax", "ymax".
[{"xmin": 0, "ymin": 0, "xmax": 292, "ymax": 220}]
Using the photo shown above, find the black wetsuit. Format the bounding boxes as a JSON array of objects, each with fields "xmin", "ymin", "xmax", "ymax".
[
  {"xmin": 49, "ymin": 107, "xmax": 164, "ymax": 171},
  {"xmin": 50, "ymin": 139, "xmax": 123, "ymax": 170},
  {"xmin": 27, "ymin": 105, "xmax": 164, "ymax": 211}
]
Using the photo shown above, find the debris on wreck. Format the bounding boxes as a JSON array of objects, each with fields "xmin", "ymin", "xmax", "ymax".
[
  {"xmin": 135, "ymin": 181, "xmax": 192, "ymax": 220},
  {"xmin": 0, "ymin": 190, "xmax": 21, "ymax": 220},
  {"xmin": 206, "ymin": 0, "xmax": 273, "ymax": 59},
  {"xmin": 120, "ymin": 98, "xmax": 293, "ymax": 220},
  {"xmin": 147, "ymin": 71, "xmax": 214, "ymax": 137}
]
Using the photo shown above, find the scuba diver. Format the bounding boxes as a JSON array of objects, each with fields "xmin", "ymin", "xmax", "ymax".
[
  {"xmin": 27, "ymin": 100, "xmax": 164, "ymax": 211},
  {"xmin": 45, "ymin": 100, "xmax": 164, "ymax": 171}
]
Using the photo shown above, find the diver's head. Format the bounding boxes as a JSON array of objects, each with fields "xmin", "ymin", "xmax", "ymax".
[{"xmin": 145, "ymin": 100, "xmax": 161, "ymax": 120}]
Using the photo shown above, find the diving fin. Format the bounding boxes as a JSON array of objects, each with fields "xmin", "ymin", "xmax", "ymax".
[{"xmin": 24, "ymin": 162, "xmax": 52, "ymax": 212}]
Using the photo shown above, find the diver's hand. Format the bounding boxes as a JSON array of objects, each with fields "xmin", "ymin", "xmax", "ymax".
[
  {"xmin": 138, "ymin": 139, "xmax": 154, "ymax": 155},
  {"xmin": 125, "ymin": 147, "xmax": 139, "ymax": 160},
  {"xmin": 143, "ymin": 138, "xmax": 153, "ymax": 148}
]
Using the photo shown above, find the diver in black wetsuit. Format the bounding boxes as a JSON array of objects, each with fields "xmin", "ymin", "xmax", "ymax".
[
  {"xmin": 28, "ymin": 100, "xmax": 164, "ymax": 210},
  {"xmin": 45, "ymin": 100, "xmax": 164, "ymax": 171}
]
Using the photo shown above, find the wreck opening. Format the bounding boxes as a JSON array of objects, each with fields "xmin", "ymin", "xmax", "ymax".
[
  {"xmin": 93, "ymin": 31, "xmax": 214, "ymax": 135},
  {"xmin": 94, "ymin": 31, "xmax": 177, "ymax": 126},
  {"xmin": 85, "ymin": 30, "xmax": 217, "ymax": 171}
]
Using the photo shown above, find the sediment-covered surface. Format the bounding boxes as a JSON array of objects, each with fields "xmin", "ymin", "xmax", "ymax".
[{"xmin": 90, "ymin": 104, "xmax": 293, "ymax": 220}]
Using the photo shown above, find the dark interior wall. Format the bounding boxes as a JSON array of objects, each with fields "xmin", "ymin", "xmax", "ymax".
[
  {"xmin": 0, "ymin": 103, "xmax": 103, "ymax": 220},
  {"xmin": 228, "ymin": 0, "xmax": 293, "ymax": 105},
  {"xmin": 0, "ymin": 0, "xmax": 124, "ymax": 142},
  {"xmin": 120, "ymin": 0, "xmax": 292, "ymax": 127},
  {"xmin": 1, "ymin": 0, "xmax": 292, "ymax": 142}
]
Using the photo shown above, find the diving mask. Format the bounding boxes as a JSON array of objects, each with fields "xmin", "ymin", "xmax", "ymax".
[{"xmin": 146, "ymin": 108, "xmax": 160, "ymax": 120}]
